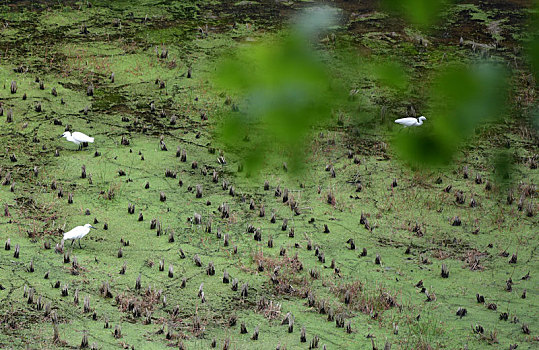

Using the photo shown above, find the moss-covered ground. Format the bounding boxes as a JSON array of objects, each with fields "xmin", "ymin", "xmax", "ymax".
[{"xmin": 0, "ymin": 1, "xmax": 537, "ymax": 349}]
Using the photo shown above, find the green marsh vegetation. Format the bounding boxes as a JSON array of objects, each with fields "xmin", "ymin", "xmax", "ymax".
[{"xmin": 0, "ymin": 0, "xmax": 537, "ymax": 349}]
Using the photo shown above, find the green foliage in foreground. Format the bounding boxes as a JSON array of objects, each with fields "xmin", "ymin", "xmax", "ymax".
[{"xmin": 0, "ymin": 1, "xmax": 537, "ymax": 349}]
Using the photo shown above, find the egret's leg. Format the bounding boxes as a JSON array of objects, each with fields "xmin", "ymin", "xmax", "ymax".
[
  {"xmin": 71, "ymin": 239, "xmax": 75, "ymax": 247},
  {"xmin": 79, "ymin": 239, "xmax": 82, "ymax": 248}
]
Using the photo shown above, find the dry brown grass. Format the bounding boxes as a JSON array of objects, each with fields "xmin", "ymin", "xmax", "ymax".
[
  {"xmin": 115, "ymin": 287, "xmax": 160, "ymax": 317},
  {"xmin": 329, "ymin": 281, "xmax": 400, "ymax": 318},
  {"xmin": 462, "ymin": 249, "xmax": 487, "ymax": 271},
  {"xmin": 252, "ymin": 250, "xmax": 308, "ymax": 297},
  {"xmin": 257, "ymin": 297, "xmax": 282, "ymax": 320},
  {"xmin": 432, "ymin": 249, "xmax": 450, "ymax": 260}
]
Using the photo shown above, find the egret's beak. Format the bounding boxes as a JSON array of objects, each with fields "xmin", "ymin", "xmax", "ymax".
[
  {"xmin": 59, "ymin": 135, "xmax": 64, "ymax": 138},
  {"xmin": 89, "ymin": 226, "xmax": 97, "ymax": 229}
]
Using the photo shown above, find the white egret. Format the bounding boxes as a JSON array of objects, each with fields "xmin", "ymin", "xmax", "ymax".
[
  {"xmin": 63, "ymin": 224, "xmax": 97, "ymax": 248},
  {"xmin": 60, "ymin": 131, "xmax": 94, "ymax": 150},
  {"xmin": 394, "ymin": 116, "xmax": 426, "ymax": 127}
]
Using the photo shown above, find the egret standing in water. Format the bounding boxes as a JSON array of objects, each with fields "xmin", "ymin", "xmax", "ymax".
[
  {"xmin": 63, "ymin": 224, "xmax": 97, "ymax": 248},
  {"xmin": 60, "ymin": 131, "xmax": 94, "ymax": 150},
  {"xmin": 394, "ymin": 116, "xmax": 426, "ymax": 127}
]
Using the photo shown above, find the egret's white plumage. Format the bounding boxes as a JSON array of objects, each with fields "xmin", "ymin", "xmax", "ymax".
[
  {"xmin": 61, "ymin": 131, "xmax": 94, "ymax": 150},
  {"xmin": 394, "ymin": 116, "xmax": 426, "ymax": 127},
  {"xmin": 63, "ymin": 224, "xmax": 96, "ymax": 248}
]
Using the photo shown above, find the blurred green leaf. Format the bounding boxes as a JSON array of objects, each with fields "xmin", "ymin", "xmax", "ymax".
[
  {"xmin": 216, "ymin": 9, "xmax": 345, "ymax": 176},
  {"xmin": 529, "ymin": 34, "xmax": 539, "ymax": 82},
  {"xmin": 394, "ymin": 63, "xmax": 509, "ymax": 166},
  {"xmin": 372, "ymin": 61, "xmax": 408, "ymax": 91},
  {"xmin": 294, "ymin": 6, "xmax": 340, "ymax": 39},
  {"xmin": 527, "ymin": 3, "xmax": 539, "ymax": 84},
  {"xmin": 492, "ymin": 150, "xmax": 515, "ymax": 187},
  {"xmin": 383, "ymin": 0, "xmax": 448, "ymax": 28}
]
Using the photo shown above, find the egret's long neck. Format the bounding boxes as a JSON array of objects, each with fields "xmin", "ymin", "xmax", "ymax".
[
  {"xmin": 66, "ymin": 135, "xmax": 75, "ymax": 142},
  {"xmin": 417, "ymin": 119, "xmax": 423, "ymax": 126}
]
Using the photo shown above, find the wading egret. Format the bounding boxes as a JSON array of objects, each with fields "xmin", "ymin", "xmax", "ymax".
[
  {"xmin": 60, "ymin": 131, "xmax": 94, "ymax": 150},
  {"xmin": 63, "ymin": 224, "xmax": 97, "ymax": 248},
  {"xmin": 394, "ymin": 116, "xmax": 426, "ymax": 127}
]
